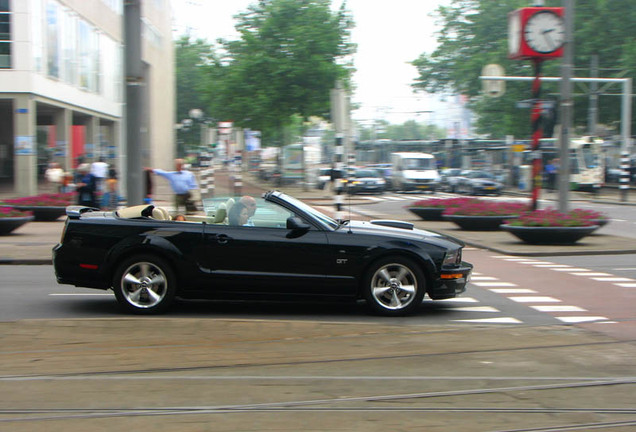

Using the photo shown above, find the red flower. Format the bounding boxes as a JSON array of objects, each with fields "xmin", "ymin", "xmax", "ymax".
[
  {"xmin": 0, "ymin": 206, "xmax": 33, "ymax": 219},
  {"xmin": 1, "ymin": 193, "xmax": 74, "ymax": 207}
]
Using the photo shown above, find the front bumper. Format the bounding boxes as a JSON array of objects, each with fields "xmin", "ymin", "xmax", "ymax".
[{"xmin": 429, "ymin": 262, "xmax": 473, "ymax": 300}]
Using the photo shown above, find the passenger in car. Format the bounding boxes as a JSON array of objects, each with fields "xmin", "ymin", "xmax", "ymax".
[
  {"xmin": 228, "ymin": 202, "xmax": 250, "ymax": 226},
  {"xmin": 173, "ymin": 214, "xmax": 186, "ymax": 221},
  {"xmin": 239, "ymin": 196, "xmax": 257, "ymax": 226}
]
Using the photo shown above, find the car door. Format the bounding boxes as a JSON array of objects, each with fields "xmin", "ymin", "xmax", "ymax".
[{"xmin": 198, "ymin": 203, "xmax": 335, "ymax": 296}]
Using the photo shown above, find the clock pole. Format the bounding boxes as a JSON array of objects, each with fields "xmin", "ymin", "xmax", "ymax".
[{"xmin": 530, "ymin": 58, "xmax": 543, "ymax": 211}]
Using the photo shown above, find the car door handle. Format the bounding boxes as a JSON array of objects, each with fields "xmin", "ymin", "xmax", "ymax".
[{"xmin": 216, "ymin": 234, "xmax": 230, "ymax": 245}]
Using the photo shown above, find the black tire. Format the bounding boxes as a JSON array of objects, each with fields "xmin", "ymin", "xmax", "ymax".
[
  {"xmin": 362, "ymin": 256, "xmax": 426, "ymax": 316},
  {"xmin": 113, "ymin": 254, "xmax": 177, "ymax": 314}
]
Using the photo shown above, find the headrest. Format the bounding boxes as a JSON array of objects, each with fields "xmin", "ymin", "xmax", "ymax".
[
  {"xmin": 207, "ymin": 202, "xmax": 227, "ymax": 223},
  {"xmin": 152, "ymin": 207, "xmax": 171, "ymax": 220},
  {"xmin": 225, "ymin": 198, "xmax": 235, "ymax": 214},
  {"xmin": 116, "ymin": 205, "xmax": 154, "ymax": 219}
]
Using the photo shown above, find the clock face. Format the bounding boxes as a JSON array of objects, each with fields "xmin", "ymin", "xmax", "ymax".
[{"xmin": 524, "ymin": 11, "xmax": 565, "ymax": 54}]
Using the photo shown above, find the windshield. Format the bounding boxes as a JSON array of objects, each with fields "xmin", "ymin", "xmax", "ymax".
[
  {"xmin": 404, "ymin": 158, "xmax": 435, "ymax": 170},
  {"xmin": 470, "ymin": 171, "xmax": 495, "ymax": 179},
  {"xmin": 581, "ymin": 144, "xmax": 600, "ymax": 169},
  {"xmin": 275, "ymin": 193, "xmax": 339, "ymax": 230},
  {"xmin": 354, "ymin": 169, "xmax": 379, "ymax": 178}
]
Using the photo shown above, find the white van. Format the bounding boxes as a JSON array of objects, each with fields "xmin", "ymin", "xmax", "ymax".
[{"xmin": 391, "ymin": 152, "xmax": 441, "ymax": 192}]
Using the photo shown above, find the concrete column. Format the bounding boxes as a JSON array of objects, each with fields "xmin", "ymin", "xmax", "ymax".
[
  {"xmin": 54, "ymin": 108, "xmax": 71, "ymax": 171},
  {"xmin": 13, "ymin": 95, "xmax": 37, "ymax": 196},
  {"xmin": 86, "ymin": 116, "xmax": 100, "ymax": 160}
]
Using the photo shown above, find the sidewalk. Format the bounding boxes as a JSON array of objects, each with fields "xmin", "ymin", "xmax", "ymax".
[
  {"xmin": 2, "ymin": 174, "xmax": 636, "ymax": 431},
  {"xmin": 1, "ymin": 168, "xmax": 635, "ymax": 264}
]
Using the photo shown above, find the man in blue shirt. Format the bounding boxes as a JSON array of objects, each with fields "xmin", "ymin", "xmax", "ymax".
[{"xmin": 149, "ymin": 159, "xmax": 199, "ymax": 214}]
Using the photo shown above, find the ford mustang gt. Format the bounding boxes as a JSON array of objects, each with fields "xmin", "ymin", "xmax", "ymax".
[{"xmin": 53, "ymin": 191, "xmax": 472, "ymax": 316}]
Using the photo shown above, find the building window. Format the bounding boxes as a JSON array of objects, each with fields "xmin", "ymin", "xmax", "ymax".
[
  {"xmin": 46, "ymin": 0, "xmax": 60, "ymax": 78},
  {"xmin": 0, "ymin": 0, "xmax": 10, "ymax": 68}
]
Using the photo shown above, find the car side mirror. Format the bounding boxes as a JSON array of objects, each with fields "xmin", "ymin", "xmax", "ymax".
[{"xmin": 286, "ymin": 217, "xmax": 310, "ymax": 238}]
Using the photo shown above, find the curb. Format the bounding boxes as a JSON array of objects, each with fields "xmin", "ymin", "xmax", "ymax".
[{"xmin": 0, "ymin": 258, "xmax": 52, "ymax": 265}]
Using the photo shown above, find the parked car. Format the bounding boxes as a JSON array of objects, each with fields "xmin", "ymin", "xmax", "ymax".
[
  {"xmin": 53, "ymin": 191, "xmax": 472, "ymax": 316},
  {"xmin": 454, "ymin": 170, "xmax": 503, "ymax": 195},
  {"xmin": 439, "ymin": 168, "xmax": 464, "ymax": 193},
  {"xmin": 346, "ymin": 168, "xmax": 386, "ymax": 194}
]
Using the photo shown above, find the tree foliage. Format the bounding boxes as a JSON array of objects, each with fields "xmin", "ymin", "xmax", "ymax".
[
  {"xmin": 207, "ymin": 0, "xmax": 355, "ymax": 145},
  {"xmin": 357, "ymin": 120, "xmax": 445, "ymax": 141},
  {"xmin": 412, "ymin": 0, "xmax": 636, "ymax": 139}
]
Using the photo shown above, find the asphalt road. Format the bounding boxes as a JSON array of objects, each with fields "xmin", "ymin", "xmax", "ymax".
[{"xmin": 4, "ymin": 248, "xmax": 635, "ymax": 343}]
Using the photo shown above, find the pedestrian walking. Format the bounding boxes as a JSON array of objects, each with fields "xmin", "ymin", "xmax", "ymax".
[
  {"xmin": 147, "ymin": 158, "xmax": 199, "ymax": 214},
  {"xmin": 91, "ymin": 158, "xmax": 109, "ymax": 192},
  {"xmin": 44, "ymin": 162, "xmax": 64, "ymax": 192},
  {"xmin": 75, "ymin": 163, "xmax": 98, "ymax": 208}
]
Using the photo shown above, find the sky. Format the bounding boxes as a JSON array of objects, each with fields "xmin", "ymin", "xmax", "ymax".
[{"xmin": 170, "ymin": 0, "xmax": 457, "ymax": 127}]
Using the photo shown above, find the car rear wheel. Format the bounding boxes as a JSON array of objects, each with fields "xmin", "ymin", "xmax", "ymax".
[
  {"xmin": 363, "ymin": 257, "xmax": 426, "ymax": 316},
  {"xmin": 113, "ymin": 255, "xmax": 176, "ymax": 314}
]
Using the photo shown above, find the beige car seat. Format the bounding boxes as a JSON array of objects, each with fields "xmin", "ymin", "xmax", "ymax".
[
  {"xmin": 207, "ymin": 202, "xmax": 227, "ymax": 223},
  {"xmin": 151, "ymin": 207, "xmax": 172, "ymax": 220},
  {"xmin": 116, "ymin": 205, "xmax": 154, "ymax": 219}
]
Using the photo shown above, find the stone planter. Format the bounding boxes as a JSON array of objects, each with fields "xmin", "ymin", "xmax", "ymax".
[
  {"xmin": 407, "ymin": 207, "xmax": 445, "ymax": 221},
  {"xmin": 501, "ymin": 224, "xmax": 600, "ymax": 245},
  {"xmin": 12, "ymin": 206, "xmax": 67, "ymax": 222},
  {"xmin": 0, "ymin": 216, "xmax": 34, "ymax": 235},
  {"xmin": 443, "ymin": 214, "xmax": 518, "ymax": 231}
]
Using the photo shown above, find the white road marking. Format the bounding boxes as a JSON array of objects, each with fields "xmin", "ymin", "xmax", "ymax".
[
  {"xmin": 556, "ymin": 316, "xmax": 609, "ymax": 323},
  {"xmin": 453, "ymin": 317, "xmax": 522, "ymax": 324},
  {"xmin": 614, "ymin": 283, "xmax": 636, "ymax": 288},
  {"xmin": 438, "ymin": 297, "xmax": 479, "ymax": 303},
  {"xmin": 532, "ymin": 264, "xmax": 572, "ymax": 268},
  {"xmin": 571, "ymin": 272, "xmax": 613, "ymax": 277},
  {"xmin": 550, "ymin": 268, "xmax": 590, "ymax": 272},
  {"xmin": 472, "ymin": 282, "xmax": 518, "ymax": 287},
  {"xmin": 489, "ymin": 288, "xmax": 537, "ymax": 294},
  {"xmin": 530, "ymin": 305, "xmax": 587, "ymax": 312},
  {"xmin": 470, "ymin": 276, "xmax": 499, "ymax": 281},
  {"xmin": 453, "ymin": 306, "xmax": 500, "ymax": 313},
  {"xmin": 591, "ymin": 277, "xmax": 634, "ymax": 282},
  {"xmin": 508, "ymin": 296, "xmax": 561, "ymax": 303}
]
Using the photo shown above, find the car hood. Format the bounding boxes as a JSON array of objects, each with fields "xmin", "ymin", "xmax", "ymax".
[{"xmin": 344, "ymin": 220, "xmax": 465, "ymax": 247}]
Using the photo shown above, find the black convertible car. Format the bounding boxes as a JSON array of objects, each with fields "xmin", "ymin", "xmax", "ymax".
[{"xmin": 53, "ymin": 191, "xmax": 472, "ymax": 316}]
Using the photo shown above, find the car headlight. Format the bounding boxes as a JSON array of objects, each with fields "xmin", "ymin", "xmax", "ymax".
[{"xmin": 443, "ymin": 249, "xmax": 462, "ymax": 266}]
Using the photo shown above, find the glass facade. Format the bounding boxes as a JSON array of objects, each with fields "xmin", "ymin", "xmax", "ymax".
[
  {"xmin": 34, "ymin": 0, "xmax": 122, "ymax": 101},
  {"xmin": 0, "ymin": 0, "xmax": 11, "ymax": 68}
]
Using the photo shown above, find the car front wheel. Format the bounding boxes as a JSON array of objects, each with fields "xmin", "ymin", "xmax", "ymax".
[
  {"xmin": 113, "ymin": 255, "xmax": 176, "ymax": 314},
  {"xmin": 363, "ymin": 257, "xmax": 426, "ymax": 316}
]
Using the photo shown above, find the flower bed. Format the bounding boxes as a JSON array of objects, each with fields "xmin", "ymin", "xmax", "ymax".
[
  {"xmin": 1, "ymin": 192, "xmax": 75, "ymax": 207},
  {"xmin": 1, "ymin": 193, "xmax": 75, "ymax": 222},
  {"xmin": 443, "ymin": 200, "xmax": 529, "ymax": 217},
  {"xmin": 0, "ymin": 206, "xmax": 34, "ymax": 235},
  {"xmin": 409, "ymin": 197, "xmax": 479, "ymax": 209},
  {"xmin": 505, "ymin": 208, "xmax": 607, "ymax": 227},
  {"xmin": 0, "ymin": 206, "xmax": 33, "ymax": 219}
]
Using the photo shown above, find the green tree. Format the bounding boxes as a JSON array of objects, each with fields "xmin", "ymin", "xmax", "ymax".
[
  {"xmin": 210, "ymin": 0, "xmax": 355, "ymax": 145},
  {"xmin": 412, "ymin": 0, "xmax": 636, "ymax": 139},
  {"xmin": 175, "ymin": 36, "xmax": 219, "ymax": 149}
]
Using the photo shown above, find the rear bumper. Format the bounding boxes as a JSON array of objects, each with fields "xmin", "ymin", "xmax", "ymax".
[{"xmin": 429, "ymin": 262, "xmax": 473, "ymax": 300}]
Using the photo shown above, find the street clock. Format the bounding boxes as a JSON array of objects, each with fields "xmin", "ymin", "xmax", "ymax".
[{"xmin": 508, "ymin": 7, "xmax": 565, "ymax": 60}]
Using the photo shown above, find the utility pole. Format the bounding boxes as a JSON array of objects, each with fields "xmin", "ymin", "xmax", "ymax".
[
  {"xmin": 588, "ymin": 55, "xmax": 598, "ymax": 136},
  {"xmin": 125, "ymin": 0, "xmax": 144, "ymax": 206},
  {"xmin": 558, "ymin": 0, "xmax": 574, "ymax": 213}
]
